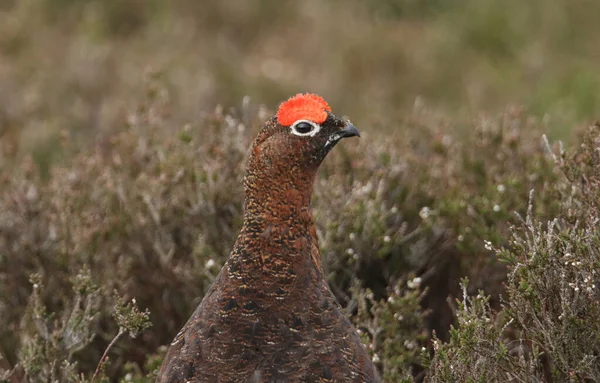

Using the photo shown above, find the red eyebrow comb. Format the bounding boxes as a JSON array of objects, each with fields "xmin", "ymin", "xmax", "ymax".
[{"xmin": 277, "ymin": 93, "xmax": 332, "ymax": 126}]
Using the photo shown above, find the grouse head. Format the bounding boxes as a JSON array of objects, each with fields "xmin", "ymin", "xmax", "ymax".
[
  {"xmin": 244, "ymin": 94, "xmax": 359, "ymax": 211},
  {"xmin": 250, "ymin": 93, "xmax": 359, "ymax": 170}
]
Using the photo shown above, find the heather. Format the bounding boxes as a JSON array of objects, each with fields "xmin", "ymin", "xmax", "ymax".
[{"xmin": 1, "ymin": 1, "xmax": 600, "ymax": 382}]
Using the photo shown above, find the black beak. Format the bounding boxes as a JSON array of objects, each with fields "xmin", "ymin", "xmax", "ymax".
[
  {"xmin": 324, "ymin": 122, "xmax": 360, "ymax": 149},
  {"xmin": 340, "ymin": 122, "xmax": 360, "ymax": 138}
]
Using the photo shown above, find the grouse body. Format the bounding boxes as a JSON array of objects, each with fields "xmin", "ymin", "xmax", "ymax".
[{"xmin": 157, "ymin": 94, "xmax": 379, "ymax": 383}]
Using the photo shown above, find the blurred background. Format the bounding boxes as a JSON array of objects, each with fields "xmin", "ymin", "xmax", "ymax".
[
  {"xmin": 1, "ymin": 1, "xmax": 600, "ymax": 381},
  {"xmin": 1, "ymin": 0, "xmax": 600, "ymax": 169}
]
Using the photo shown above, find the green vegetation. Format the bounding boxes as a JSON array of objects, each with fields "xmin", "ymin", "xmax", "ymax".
[{"xmin": 1, "ymin": 1, "xmax": 599, "ymax": 382}]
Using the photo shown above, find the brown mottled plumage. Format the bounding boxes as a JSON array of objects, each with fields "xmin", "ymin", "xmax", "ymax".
[{"xmin": 157, "ymin": 94, "xmax": 379, "ymax": 383}]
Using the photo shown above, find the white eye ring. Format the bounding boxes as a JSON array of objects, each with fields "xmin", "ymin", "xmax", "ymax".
[{"xmin": 290, "ymin": 119, "xmax": 321, "ymax": 137}]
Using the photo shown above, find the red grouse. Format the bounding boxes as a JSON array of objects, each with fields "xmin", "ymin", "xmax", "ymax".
[{"xmin": 157, "ymin": 94, "xmax": 379, "ymax": 383}]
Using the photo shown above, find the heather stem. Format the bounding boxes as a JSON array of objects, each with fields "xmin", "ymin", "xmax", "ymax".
[{"xmin": 92, "ymin": 328, "xmax": 125, "ymax": 383}]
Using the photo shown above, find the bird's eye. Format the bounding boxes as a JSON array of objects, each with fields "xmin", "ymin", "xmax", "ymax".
[
  {"xmin": 290, "ymin": 120, "xmax": 320, "ymax": 137},
  {"xmin": 295, "ymin": 122, "xmax": 313, "ymax": 134}
]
